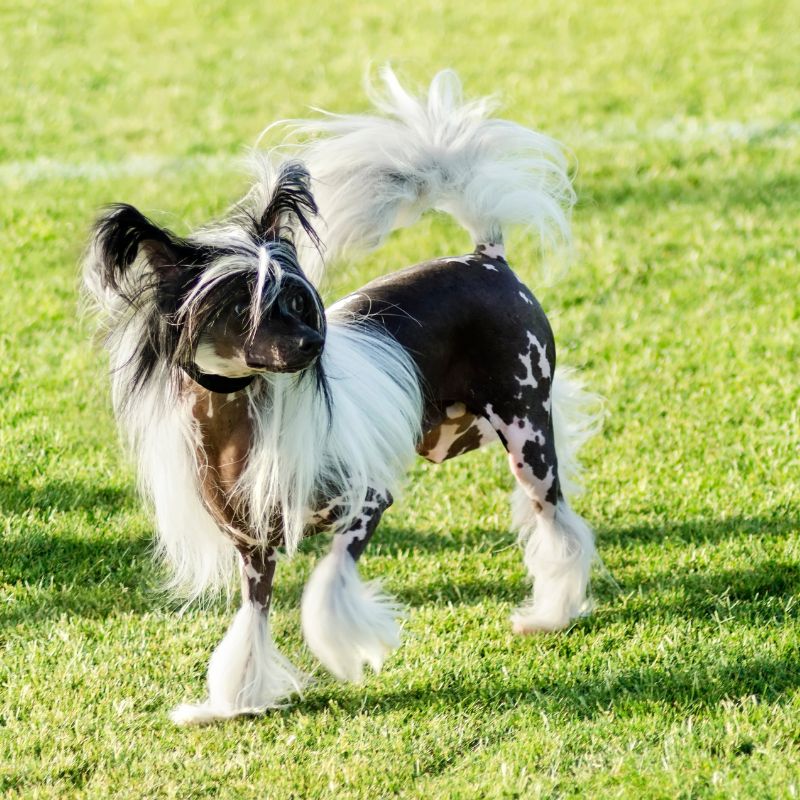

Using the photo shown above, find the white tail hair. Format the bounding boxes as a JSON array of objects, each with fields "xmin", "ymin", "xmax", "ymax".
[{"xmin": 280, "ymin": 67, "xmax": 575, "ymax": 274}]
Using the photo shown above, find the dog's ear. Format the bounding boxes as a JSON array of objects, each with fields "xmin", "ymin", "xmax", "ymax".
[
  {"xmin": 90, "ymin": 203, "xmax": 199, "ymax": 310},
  {"xmin": 258, "ymin": 161, "xmax": 321, "ymax": 250}
]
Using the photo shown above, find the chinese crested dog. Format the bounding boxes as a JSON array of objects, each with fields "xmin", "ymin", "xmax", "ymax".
[{"xmin": 84, "ymin": 69, "xmax": 601, "ymax": 724}]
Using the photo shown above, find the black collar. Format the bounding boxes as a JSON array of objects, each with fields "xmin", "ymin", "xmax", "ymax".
[{"xmin": 181, "ymin": 363, "xmax": 255, "ymax": 394}]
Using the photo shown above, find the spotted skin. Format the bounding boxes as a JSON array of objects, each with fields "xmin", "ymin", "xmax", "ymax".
[
  {"xmin": 419, "ymin": 405, "xmax": 497, "ymax": 463},
  {"xmin": 187, "ymin": 242, "xmax": 563, "ymax": 545},
  {"xmin": 476, "ymin": 242, "xmax": 506, "ymax": 261},
  {"xmin": 185, "ymin": 243, "xmax": 572, "ymax": 640},
  {"xmin": 334, "ymin": 489, "xmax": 393, "ymax": 561},
  {"xmin": 333, "ymin": 245, "xmax": 566, "ymax": 600},
  {"xmin": 337, "ymin": 245, "xmax": 561, "ymax": 509},
  {"xmin": 239, "ymin": 547, "xmax": 278, "ymax": 611},
  {"xmin": 306, "ymin": 495, "xmax": 345, "ymax": 528}
]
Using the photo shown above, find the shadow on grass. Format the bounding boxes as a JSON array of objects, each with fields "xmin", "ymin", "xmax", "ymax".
[
  {"xmin": 345, "ymin": 512, "xmax": 799, "ymax": 557},
  {"xmin": 0, "ymin": 476, "xmax": 134, "ymax": 516},
  {"xmin": 296, "ymin": 650, "xmax": 800, "ymax": 724},
  {"xmin": 3, "ymin": 511, "xmax": 798, "ymax": 629},
  {"xmin": 0, "ymin": 528, "xmax": 157, "ymax": 627},
  {"xmin": 597, "ymin": 513, "xmax": 799, "ymax": 549},
  {"xmin": 321, "ymin": 513, "xmax": 800, "ymax": 613}
]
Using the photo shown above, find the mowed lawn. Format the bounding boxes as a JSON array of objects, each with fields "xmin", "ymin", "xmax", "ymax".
[{"xmin": 1, "ymin": 0, "xmax": 799, "ymax": 797}]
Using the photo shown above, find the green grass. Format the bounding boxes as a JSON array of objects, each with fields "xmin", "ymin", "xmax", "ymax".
[{"xmin": 1, "ymin": 0, "xmax": 799, "ymax": 796}]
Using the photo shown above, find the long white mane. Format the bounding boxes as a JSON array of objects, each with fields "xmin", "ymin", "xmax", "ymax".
[{"xmin": 241, "ymin": 314, "xmax": 422, "ymax": 555}]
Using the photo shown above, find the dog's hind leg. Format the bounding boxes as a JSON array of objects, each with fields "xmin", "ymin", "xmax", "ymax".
[
  {"xmin": 301, "ymin": 489, "xmax": 404, "ymax": 682},
  {"xmin": 485, "ymin": 386, "xmax": 595, "ymax": 633},
  {"xmin": 171, "ymin": 547, "xmax": 305, "ymax": 725},
  {"xmin": 508, "ymin": 480, "xmax": 594, "ymax": 633}
]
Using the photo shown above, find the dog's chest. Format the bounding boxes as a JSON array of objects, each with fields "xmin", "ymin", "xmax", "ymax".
[{"xmin": 187, "ymin": 387, "xmax": 252, "ymax": 523}]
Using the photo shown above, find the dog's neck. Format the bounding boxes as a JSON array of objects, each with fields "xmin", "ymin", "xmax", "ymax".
[{"xmin": 181, "ymin": 363, "xmax": 255, "ymax": 394}]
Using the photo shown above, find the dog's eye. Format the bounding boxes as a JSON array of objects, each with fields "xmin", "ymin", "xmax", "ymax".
[
  {"xmin": 289, "ymin": 294, "xmax": 306, "ymax": 315},
  {"xmin": 233, "ymin": 302, "xmax": 248, "ymax": 317}
]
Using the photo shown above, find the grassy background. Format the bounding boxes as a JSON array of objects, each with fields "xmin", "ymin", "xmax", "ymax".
[{"xmin": 1, "ymin": 0, "xmax": 799, "ymax": 796}]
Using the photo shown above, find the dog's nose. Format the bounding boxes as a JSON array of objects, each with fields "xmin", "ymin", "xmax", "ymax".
[{"xmin": 298, "ymin": 332, "xmax": 324, "ymax": 356}]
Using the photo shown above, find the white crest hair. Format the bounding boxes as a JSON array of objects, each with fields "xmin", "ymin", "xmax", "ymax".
[
  {"xmin": 175, "ymin": 244, "xmax": 294, "ymax": 345},
  {"xmin": 241, "ymin": 313, "xmax": 423, "ymax": 555},
  {"xmin": 277, "ymin": 66, "xmax": 575, "ymax": 276}
]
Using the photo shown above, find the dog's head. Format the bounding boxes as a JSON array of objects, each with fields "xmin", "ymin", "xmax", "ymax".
[{"xmin": 88, "ymin": 161, "xmax": 326, "ymax": 386}]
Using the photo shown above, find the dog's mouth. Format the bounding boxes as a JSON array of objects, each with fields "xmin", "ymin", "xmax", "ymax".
[
  {"xmin": 192, "ymin": 341, "xmax": 255, "ymax": 378},
  {"xmin": 244, "ymin": 352, "xmax": 322, "ymax": 375},
  {"xmin": 193, "ymin": 330, "xmax": 325, "ymax": 379},
  {"xmin": 243, "ymin": 331, "xmax": 325, "ymax": 375},
  {"xmin": 191, "ymin": 352, "xmax": 321, "ymax": 379}
]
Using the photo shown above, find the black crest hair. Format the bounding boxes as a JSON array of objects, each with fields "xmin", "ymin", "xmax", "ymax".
[
  {"xmin": 94, "ymin": 205, "xmax": 186, "ymax": 292},
  {"xmin": 256, "ymin": 161, "xmax": 321, "ymax": 251},
  {"xmin": 90, "ymin": 204, "xmax": 212, "ymax": 392}
]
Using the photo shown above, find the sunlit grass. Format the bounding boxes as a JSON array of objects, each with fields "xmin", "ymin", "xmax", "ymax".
[{"xmin": 1, "ymin": 0, "xmax": 798, "ymax": 796}]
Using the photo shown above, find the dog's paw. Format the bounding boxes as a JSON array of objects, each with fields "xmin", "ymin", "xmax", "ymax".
[
  {"xmin": 170, "ymin": 701, "xmax": 257, "ymax": 726},
  {"xmin": 170, "ymin": 702, "xmax": 220, "ymax": 726},
  {"xmin": 511, "ymin": 600, "xmax": 591, "ymax": 635},
  {"xmin": 511, "ymin": 615, "xmax": 568, "ymax": 635},
  {"xmin": 510, "ymin": 605, "xmax": 573, "ymax": 634},
  {"xmin": 302, "ymin": 551, "xmax": 405, "ymax": 682}
]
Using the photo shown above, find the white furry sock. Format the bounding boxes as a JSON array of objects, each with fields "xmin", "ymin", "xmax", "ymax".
[
  {"xmin": 301, "ymin": 548, "xmax": 405, "ymax": 682},
  {"xmin": 511, "ymin": 491, "xmax": 595, "ymax": 633},
  {"xmin": 171, "ymin": 603, "xmax": 306, "ymax": 725}
]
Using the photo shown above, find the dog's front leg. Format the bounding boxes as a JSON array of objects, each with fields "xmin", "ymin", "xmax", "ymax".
[
  {"xmin": 171, "ymin": 547, "xmax": 306, "ymax": 725},
  {"xmin": 301, "ymin": 489, "xmax": 404, "ymax": 682}
]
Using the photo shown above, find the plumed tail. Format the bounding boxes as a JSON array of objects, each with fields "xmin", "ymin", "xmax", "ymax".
[
  {"xmin": 551, "ymin": 366, "xmax": 604, "ymax": 498},
  {"xmin": 282, "ymin": 67, "xmax": 575, "ymax": 273}
]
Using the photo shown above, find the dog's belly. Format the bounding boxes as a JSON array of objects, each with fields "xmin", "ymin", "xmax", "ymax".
[{"xmin": 418, "ymin": 403, "xmax": 498, "ymax": 463}]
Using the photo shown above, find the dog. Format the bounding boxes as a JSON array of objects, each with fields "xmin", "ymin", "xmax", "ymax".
[{"xmin": 84, "ymin": 68, "xmax": 601, "ymax": 724}]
